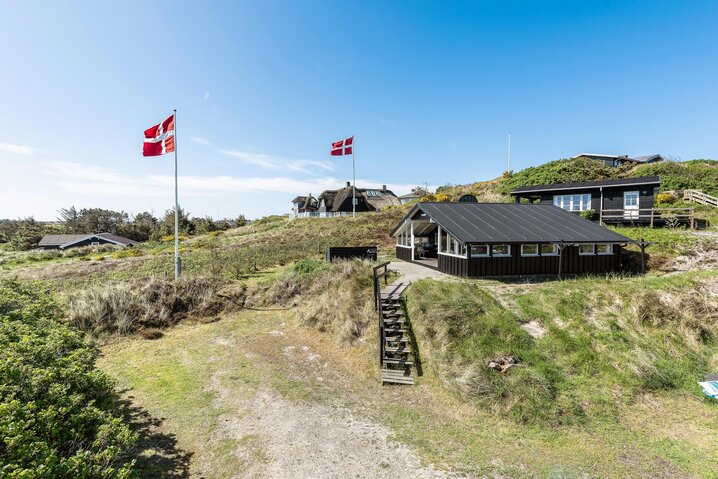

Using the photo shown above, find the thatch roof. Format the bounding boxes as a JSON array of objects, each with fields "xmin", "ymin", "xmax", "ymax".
[{"xmin": 319, "ymin": 183, "xmax": 401, "ymax": 212}]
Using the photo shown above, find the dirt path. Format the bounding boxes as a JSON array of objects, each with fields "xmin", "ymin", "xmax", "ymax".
[{"xmin": 202, "ymin": 327, "xmax": 468, "ymax": 479}]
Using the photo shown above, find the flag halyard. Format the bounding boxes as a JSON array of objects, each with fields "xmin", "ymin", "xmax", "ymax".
[{"xmin": 143, "ymin": 114, "xmax": 176, "ymax": 157}]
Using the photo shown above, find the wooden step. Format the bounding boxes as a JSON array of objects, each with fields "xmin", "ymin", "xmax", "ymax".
[
  {"xmin": 385, "ymin": 336, "xmax": 408, "ymax": 343},
  {"xmin": 384, "ymin": 346, "xmax": 411, "ymax": 353},
  {"xmin": 382, "ymin": 358, "xmax": 414, "ymax": 366},
  {"xmin": 381, "ymin": 369, "xmax": 414, "ymax": 385}
]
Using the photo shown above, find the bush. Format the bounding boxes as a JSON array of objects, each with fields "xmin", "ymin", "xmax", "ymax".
[
  {"xmin": 579, "ymin": 209, "xmax": 597, "ymax": 221},
  {"xmin": 655, "ymin": 192, "xmax": 678, "ymax": 205},
  {"xmin": 0, "ymin": 279, "xmax": 136, "ymax": 477}
]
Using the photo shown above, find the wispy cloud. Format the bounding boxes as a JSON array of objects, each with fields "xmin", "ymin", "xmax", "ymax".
[
  {"xmin": 42, "ymin": 161, "xmax": 417, "ymax": 199},
  {"xmin": 217, "ymin": 149, "xmax": 334, "ymax": 175},
  {"xmin": 204, "ymin": 91, "xmax": 210, "ymax": 100},
  {"xmin": 190, "ymin": 136, "xmax": 211, "ymax": 145},
  {"xmin": 0, "ymin": 142, "xmax": 34, "ymax": 155}
]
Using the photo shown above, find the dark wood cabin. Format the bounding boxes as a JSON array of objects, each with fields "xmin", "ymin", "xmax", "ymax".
[
  {"xmin": 510, "ymin": 176, "xmax": 666, "ymax": 225},
  {"xmin": 392, "ymin": 202, "xmax": 633, "ymax": 278},
  {"xmin": 38, "ymin": 233, "xmax": 138, "ymax": 250}
]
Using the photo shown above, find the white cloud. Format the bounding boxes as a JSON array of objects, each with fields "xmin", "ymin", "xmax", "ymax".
[
  {"xmin": 190, "ymin": 136, "xmax": 210, "ymax": 145},
  {"xmin": 0, "ymin": 142, "xmax": 33, "ymax": 155},
  {"xmin": 43, "ymin": 161, "xmax": 416, "ymax": 198},
  {"xmin": 204, "ymin": 91, "xmax": 210, "ymax": 100},
  {"xmin": 217, "ymin": 149, "xmax": 334, "ymax": 175}
]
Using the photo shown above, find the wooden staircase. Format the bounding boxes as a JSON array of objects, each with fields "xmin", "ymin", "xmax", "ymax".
[
  {"xmin": 373, "ymin": 262, "xmax": 416, "ymax": 385},
  {"xmin": 684, "ymin": 189, "xmax": 718, "ymax": 208},
  {"xmin": 380, "ymin": 285, "xmax": 414, "ymax": 385}
]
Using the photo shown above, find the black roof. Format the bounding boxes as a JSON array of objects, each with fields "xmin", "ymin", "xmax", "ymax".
[
  {"xmin": 510, "ymin": 175, "xmax": 660, "ymax": 195},
  {"xmin": 393, "ymin": 203, "xmax": 633, "ymax": 244}
]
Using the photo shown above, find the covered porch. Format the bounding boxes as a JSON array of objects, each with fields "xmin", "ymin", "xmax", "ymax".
[{"xmin": 393, "ymin": 212, "xmax": 439, "ymax": 267}]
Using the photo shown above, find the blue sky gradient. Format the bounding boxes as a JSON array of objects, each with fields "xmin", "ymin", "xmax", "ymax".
[{"xmin": 1, "ymin": 1, "xmax": 717, "ymax": 219}]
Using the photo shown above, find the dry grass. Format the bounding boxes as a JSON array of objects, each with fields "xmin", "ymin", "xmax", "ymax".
[{"xmin": 66, "ymin": 276, "xmax": 245, "ymax": 336}]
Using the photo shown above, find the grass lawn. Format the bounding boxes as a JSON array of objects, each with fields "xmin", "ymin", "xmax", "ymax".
[{"xmin": 99, "ymin": 283, "xmax": 718, "ymax": 478}]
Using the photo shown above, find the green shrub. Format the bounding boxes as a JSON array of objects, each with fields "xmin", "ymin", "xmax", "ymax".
[
  {"xmin": 499, "ymin": 158, "xmax": 621, "ymax": 194},
  {"xmin": 655, "ymin": 192, "xmax": 678, "ymax": 205},
  {"xmin": 0, "ymin": 279, "xmax": 136, "ymax": 477},
  {"xmin": 292, "ymin": 258, "xmax": 329, "ymax": 276},
  {"xmin": 579, "ymin": 209, "xmax": 597, "ymax": 221}
]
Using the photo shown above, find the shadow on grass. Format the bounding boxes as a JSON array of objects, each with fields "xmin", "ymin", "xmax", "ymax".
[{"xmin": 117, "ymin": 392, "xmax": 193, "ymax": 479}]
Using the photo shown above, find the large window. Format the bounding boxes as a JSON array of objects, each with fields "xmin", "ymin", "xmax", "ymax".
[
  {"xmin": 491, "ymin": 244, "xmax": 511, "ymax": 257},
  {"xmin": 578, "ymin": 244, "xmax": 595, "ymax": 255},
  {"xmin": 470, "ymin": 244, "xmax": 489, "ymax": 257},
  {"xmin": 596, "ymin": 244, "xmax": 613, "ymax": 255},
  {"xmin": 553, "ymin": 193, "xmax": 592, "ymax": 211},
  {"xmin": 521, "ymin": 244, "xmax": 539, "ymax": 256},
  {"xmin": 540, "ymin": 244, "xmax": 559, "ymax": 256},
  {"xmin": 439, "ymin": 230, "xmax": 465, "ymax": 257},
  {"xmin": 396, "ymin": 226, "xmax": 410, "ymax": 247}
]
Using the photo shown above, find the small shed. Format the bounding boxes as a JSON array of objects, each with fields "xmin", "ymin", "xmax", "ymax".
[{"xmin": 392, "ymin": 202, "xmax": 633, "ymax": 278}]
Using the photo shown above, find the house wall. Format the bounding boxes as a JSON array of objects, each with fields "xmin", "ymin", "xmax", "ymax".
[
  {"xmin": 396, "ymin": 246, "xmax": 412, "ymax": 262},
  {"xmin": 437, "ymin": 244, "xmax": 622, "ymax": 277},
  {"xmin": 534, "ymin": 185, "xmax": 658, "ymax": 211}
]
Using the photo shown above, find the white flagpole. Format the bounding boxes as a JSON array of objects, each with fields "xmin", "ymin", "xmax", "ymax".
[
  {"xmin": 174, "ymin": 109, "xmax": 181, "ymax": 279},
  {"xmin": 352, "ymin": 136, "xmax": 356, "ymax": 218},
  {"xmin": 507, "ymin": 131, "xmax": 511, "ymax": 173}
]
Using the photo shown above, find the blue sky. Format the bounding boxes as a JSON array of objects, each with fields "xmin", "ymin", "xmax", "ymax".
[{"xmin": 1, "ymin": 1, "xmax": 717, "ymax": 220}]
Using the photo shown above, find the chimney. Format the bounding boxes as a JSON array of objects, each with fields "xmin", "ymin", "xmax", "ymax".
[
  {"xmin": 346, "ymin": 181, "xmax": 351, "ymax": 188},
  {"xmin": 382, "ymin": 184, "xmax": 387, "ymax": 192}
]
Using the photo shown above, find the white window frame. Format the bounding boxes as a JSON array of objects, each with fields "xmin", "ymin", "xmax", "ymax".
[
  {"xmin": 596, "ymin": 244, "xmax": 613, "ymax": 255},
  {"xmin": 520, "ymin": 244, "xmax": 539, "ymax": 256},
  {"xmin": 578, "ymin": 244, "xmax": 595, "ymax": 255},
  {"xmin": 470, "ymin": 244, "xmax": 489, "ymax": 258},
  {"xmin": 553, "ymin": 193, "xmax": 592, "ymax": 211},
  {"xmin": 438, "ymin": 229, "xmax": 468, "ymax": 259},
  {"xmin": 491, "ymin": 244, "xmax": 511, "ymax": 257},
  {"xmin": 540, "ymin": 244, "xmax": 559, "ymax": 256},
  {"xmin": 91, "ymin": 241, "xmax": 100, "ymax": 246}
]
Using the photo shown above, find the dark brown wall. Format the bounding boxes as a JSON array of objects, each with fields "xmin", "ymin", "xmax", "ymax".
[
  {"xmin": 396, "ymin": 246, "xmax": 412, "ymax": 262},
  {"xmin": 534, "ymin": 185, "xmax": 659, "ymax": 211},
  {"xmin": 437, "ymin": 244, "xmax": 622, "ymax": 277}
]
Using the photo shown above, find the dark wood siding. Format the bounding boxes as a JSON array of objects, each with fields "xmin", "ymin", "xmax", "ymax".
[
  {"xmin": 437, "ymin": 244, "xmax": 622, "ymax": 277},
  {"xmin": 438, "ymin": 254, "xmax": 468, "ymax": 276},
  {"xmin": 396, "ymin": 246, "xmax": 412, "ymax": 262},
  {"xmin": 537, "ymin": 185, "xmax": 657, "ymax": 211}
]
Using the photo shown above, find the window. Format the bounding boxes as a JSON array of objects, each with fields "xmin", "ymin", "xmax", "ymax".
[
  {"xmin": 578, "ymin": 244, "xmax": 595, "ymax": 255},
  {"xmin": 540, "ymin": 244, "xmax": 559, "ymax": 256},
  {"xmin": 491, "ymin": 244, "xmax": 511, "ymax": 256},
  {"xmin": 91, "ymin": 241, "xmax": 100, "ymax": 246},
  {"xmin": 596, "ymin": 244, "xmax": 613, "ymax": 255},
  {"xmin": 365, "ymin": 189, "xmax": 381, "ymax": 197},
  {"xmin": 470, "ymin": 244, "xmax": 489, "ymax": 257},
  {"xmin": 521, "ymin": 244, "xmax": 539, "ymax": 256},
  {"xmin": 553, "ymin": 193, "xmax": 591, "ymax": 211}
]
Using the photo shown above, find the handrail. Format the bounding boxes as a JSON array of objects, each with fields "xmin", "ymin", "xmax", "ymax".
[
  {"xmin": 599, "ymin": 207, "xmax": 695, "ymax": 228},
  {"xmin": 684, "ymin": 189, "xmax": 718, "ymax": 207},
  {"xmin": 372, "ymin": 261, "xmax": 390, "ymax": 369}
]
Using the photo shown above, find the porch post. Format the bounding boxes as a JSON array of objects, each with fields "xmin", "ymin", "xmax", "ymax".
[
  {"xmin": 438, "ymin": 225, "xmax": 442, "ymax": 254},
  {"xmin": 410, "ymin": 221, "xmax": 415, "ymax": 261}
]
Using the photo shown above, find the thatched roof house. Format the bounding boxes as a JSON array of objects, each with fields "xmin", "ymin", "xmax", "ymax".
[{"xmin": 318, "ymin": 182, "xmax": 401, "ymax": 213}]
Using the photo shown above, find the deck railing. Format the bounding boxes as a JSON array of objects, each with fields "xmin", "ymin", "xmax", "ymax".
[
  {"xmin": 600, "ymin": 207, "xmax": 695, "ymax": 228},
  {"xmin": 288, "ymin": 211, "xmax": 356, "ymax": 220},
  {"xmin": 683, "ymin": 189, "xmax": 718, "ymax": 207}
]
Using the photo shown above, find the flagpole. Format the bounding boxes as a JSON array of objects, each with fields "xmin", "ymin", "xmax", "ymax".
[
  {"xmin": 352, "ymin": 136, "xmax": 356, "ymax": 218},
  {"xmin": 174, "ymin": 109, "xmax": 181, "ymax": 279}
]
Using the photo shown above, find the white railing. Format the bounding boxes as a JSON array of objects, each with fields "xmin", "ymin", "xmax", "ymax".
[
  {"xmin": 683, "ymin": 189, "xmax": 718, "ymax": 207},
  {"xmin": 288, "ymin": 211, "xmax": 355, "ymax": 220}
]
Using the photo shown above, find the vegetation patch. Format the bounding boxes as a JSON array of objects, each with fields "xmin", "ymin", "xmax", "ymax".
[{"xmin": 0, "ymin": 279, "xmax": 136, "ymax": 478}]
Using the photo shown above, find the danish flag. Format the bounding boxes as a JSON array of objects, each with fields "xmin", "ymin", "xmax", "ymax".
[
  {"xmin": 143, "ymin": 114, "xmax": 175, "ymax": 157},
  {"xmin": 331, "ymin": 136, "xmax": 353, "ymax": 156}
]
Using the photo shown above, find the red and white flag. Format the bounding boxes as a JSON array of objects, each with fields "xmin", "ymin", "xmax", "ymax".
[
  {"xmin": 143, "ymin": 114, "xmax": 175, "ymax": 157},
  {"xmin": 331, "ymin": 136, "xmax": 353, "ymax": 156}
]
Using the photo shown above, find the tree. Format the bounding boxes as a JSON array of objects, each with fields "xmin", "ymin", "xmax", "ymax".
[
  {"xmin": 58, "ymin": 206, "xmax": 129, "ymax": 235},
  {"xmin": 159, "ymin": 207, "xmax": 193, "ymax": 236},
  {"xmin": 8, "ymin": 218, "xmax": 48, "ymax": 250}
]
